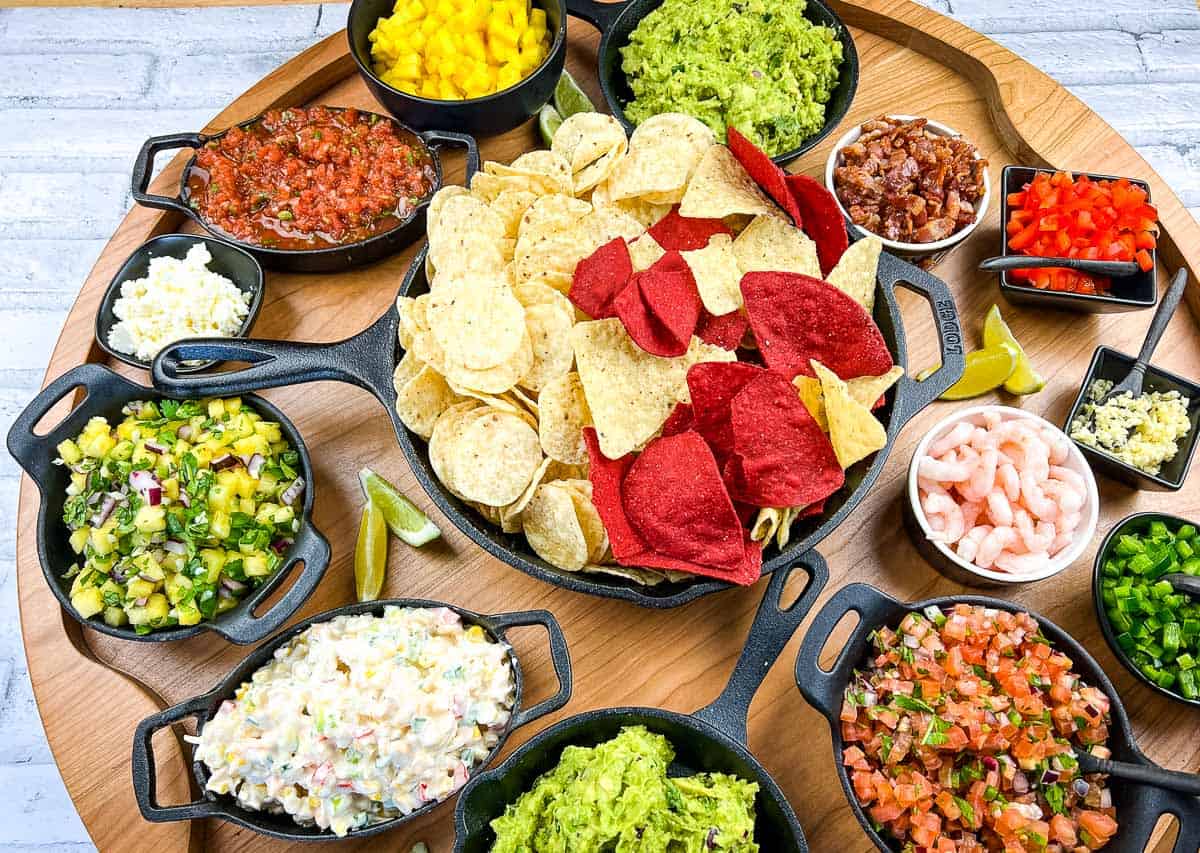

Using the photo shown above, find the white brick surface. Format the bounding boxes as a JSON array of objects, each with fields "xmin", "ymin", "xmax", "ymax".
[{"xmin": 0, "ymin": 2, "xmax": 1197, "ymax": 850}]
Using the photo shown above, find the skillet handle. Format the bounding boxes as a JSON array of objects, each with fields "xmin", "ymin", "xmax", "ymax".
[
  {"xmin": 794, "ymin": 582, "xmax": 898, "ymax": 721},
  {"xmin": 131, "ymin": 693, "xmax": 222, "ymax": 824},
  {"xmin": 131, "ymin": 132, "xmax": 204, "ymax": 217},
  {"xmin": 876, "ymin": 252, "xmax": 965, "ymax": 425},
  {"xmin": 488, "ymin": 609, "xmax": 573, "ymax": 729},
  {"xmin": 419, "ymin": 129, "xmax": 480, "ymax": 184},
  {"xmin": 693, "ymin": 551, "xmax": 829, "ymax": 744},
  {"xmin": 205, "ymin": 524, "xmax": 331, "ymax": 645},
  {"xmin": 151, "ymin": 310, "xmax": 398, "ymax": 403},
  {"xmin": 565, "ymin": 0, "xmax": 629, "ymax": 31},
  {"xmin": 6, "ymin": 364, "xmax": 130, "ymax": 491}
]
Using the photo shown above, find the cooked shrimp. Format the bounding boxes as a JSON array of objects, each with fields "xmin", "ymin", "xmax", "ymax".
[
  {"xmin": 961, "ymin": 500, "xmax": 983, "ymax": 531},
  {"xmin": 1020, "ymin": 470, "xmax": 1059, "ymax": 522},
  {"xmin": 918, "ymin": 477, "xmax": 950, "ymax": 498},
  {"xmin": 956, "ymin": 524, "xmax": 993, "ymax": 562},
  {"xmin": 918, "ymin": 455, "xmax": 970, "ymax": 483},
  {"xmin": 1042, "ymin": 479, "xmax": 1083, "ymax": 514},
  {"xmin": 930, "ymin": 421, "xmax": 974, "ymax": 457},
  {"xmin": 998, "ymin": 463, "xmax": 1021, "ymax": 503},
  {"xmin": 923, "ymin": 492, "xmax": 965, "ymax": 543},
  {"xmin": 1014, "ymin": 509, "xmax": 1054, "ymax": 553},
  {"xmin": 1049, "ymin": 532, "xmax": 1073, "ymax": 556},
  {"xmin": 1049, "ymin": 465, "xmax": 1087, "ymax": 496},
  {"xmin": 963, "ymin": 448, "xmax": 998, "ymax": 502},
  {"xmin": 1042, "ymin": 427, "xmax": 1071, "ymax": 465},
  {"xmin": 986, "ymin": 489, "xmax": 1014, "ymax": 528},
  {"xmin": 976, "ymin": 526, "xmax": 1018, "ymax": 569},
  {"xmin": 1057, "ymin": 511, "xmax": 1081, "ymax": 534},
  {"xmin": 982, "ymin": 410, "xmax": 1003, "ymax": 430},
  {"xmin": 994, "ymin": 551, "xmax": 1051, "ymax": 576},
  {"xmin": 969, "ymin": 426, "xmax": 992, "ymax": 451}
]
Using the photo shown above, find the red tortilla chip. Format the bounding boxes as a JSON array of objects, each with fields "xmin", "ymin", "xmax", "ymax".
[
  {"xmin": 725, "ymin": 372, "xmax": 844, "ymax": 508},
  {"xmin": 584, "ymin": 428, "xmax": 643, "ymax": 563},
  {"xmin": 726, "ymin": 127, "xmax": 803, "ymax": 226},
  {"xmin": 740, "ymin": 271, "xmax": 893, "ymax": 381},
  {"xmin": 628, "ymin": 536, "xmax": 762, "ymax": 586},
  {"xmin": 799, "ymin": 500, "xmax": 826, "ymax": 519},
  {"xmin": 622, "ymin": 431, "xmax": 747, "ymax": 570},
  {"xmin": 695, "ymin": 308, "xmax": 748, "ymax": 351},
  {"xmin": 648, "ymin": 206, "xmax": 733, "ymax": 251},
  {"xmin": 686, "ymin": 361, "xmax": 767, "ymax": 466},
  {"xmin": 785, "ymin": 173, "xmax": 848, "ymax": 275},
  {"xmin": 569, "ymin": 237, "xmax": 632, "ymax": 319},
  {"xmin": 614, "ymin": 253, "xmax": 701, "ymax": 358},
  {"xmin": 661, "ymin": 403, "xmax": 695, "ymax": 436}
]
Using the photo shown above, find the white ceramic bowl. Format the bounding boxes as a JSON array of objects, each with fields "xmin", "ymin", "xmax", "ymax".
[
  {"xmin": 906, "ymin": 405, "xmax": 1099, "ymax": 586},
  {"xmin": 824, "ymin": 115, "xmax": 991, "ymax": 258}
]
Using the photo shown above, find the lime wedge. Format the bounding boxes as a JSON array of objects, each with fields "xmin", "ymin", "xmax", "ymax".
[
  {"xmin": 355, "ymin": 501, "xmax": 387, "ymax": 603},
  {"xmin": 538, "ymin": 103, "xmax": 564, "ymax": 149},
  {"xmin": 982, "ymin": 304, "xmax": 1046, "ymax": 395},
  {"xmin": 553, "ymin": 70, "xmax": 595, "ymax": 118},
  {"xmin": 914, "ymin": 365, "xmax": 939, "ymax": 382},
  {"xmin": 939, "ymin": 342, "xmax": 1019, "ymax": 401},
  {"xmin": 358, "ymin": 467, "xmax": 441, "ymax": 547}
]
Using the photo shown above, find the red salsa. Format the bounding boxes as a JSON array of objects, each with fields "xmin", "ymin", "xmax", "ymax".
[{"xmin": 188, "ymin": 106, "xmax": 437, "ymax": 250}]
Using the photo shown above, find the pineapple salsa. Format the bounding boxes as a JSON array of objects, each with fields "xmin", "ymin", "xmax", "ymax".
[{"xmin": 54, "ymin": 396, "xmax": 306, "ymax": 634}]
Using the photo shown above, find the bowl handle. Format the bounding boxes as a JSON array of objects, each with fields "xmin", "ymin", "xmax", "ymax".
[
  {"xmin": 205, "ymin": 524, "xmax": 331, "ymax": 645},
  {"xmin": 418, "ymin": 129, "xmax": 480, "ymax": 184},
  {"xmin": 6, "ymin": 364, "xmax": 132, "ymax": 491},
  {"xmin": 565, "ymin": 0, "xmax": 629, "ymax": 32},
  {"xmin": 876, "ymin": 252, "xmax": 965, "ymax": 425},
  {"xmin": 131, "ymin": 693, "xmax": 223, "ymax": 824},
  {"xmin": 794, "ymin": 582, "xmax": 898, "ymax": 721},
  {"xmin": 131, "ymin": 132, "xmax": 205, "ymax": 217},
  {"xmin": 692, "ymin": 551, "xmax": 829, "ymax": 744},
  {"xmin": 487, "ymin": 609, "xmax": 573, "ymax": 729}
]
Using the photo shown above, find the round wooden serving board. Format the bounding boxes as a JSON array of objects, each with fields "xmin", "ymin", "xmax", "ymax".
[{"xmin": 16, "ymin": 2, "xmax": 1200, "ymax": 851}]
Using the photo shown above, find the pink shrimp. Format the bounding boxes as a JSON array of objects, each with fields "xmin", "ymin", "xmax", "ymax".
[
  {"xmin": 1049, "ymin": 465, "xmax": 1088, "ymax": 497},
  {"xmin": 976, "ymin": 526, "xmax": 1018, "ymax": 569},
  {"xmin": 1057, "ymin": 511, "xmax": 1082, "ymax": 534},
  {"xmin": 918, "ymin": 477, "xmax": 950, "ymax": 498},
  {"xmin": 918, "ymin": 455, "xmax": 970, "ymax": 483},
  {"xmin": 1014, "ymin": 509, "xmax": 1055, "ymax": 553},
  {"xmin": 1041, "ymin": 426, "xmax": 1071, "ymax": 466},
  {"xmin": 1019, "ymin": 470, "xmax": 1059, "ymax": 522},
  {"xmin": 960, "ymin": 500, "xmax": 983, "ymax": 531},
  {"xmin": 986, "ymin": 489, "xmax": 1014, "ymax": 528},
  {"xmin": 923, "ymin": 492, "xmax": 965, "ymax": 543},
  {"xmin": 994, "ymin": 551, "xmax": 1052, "ymax": 576},
  {"xmin": 929, "ymin": 421, "xmax": 975, "ymax": 457},
  {"xmin": 956, "ymin": 524, "xmax": 993, "ymax": 563},
  {"xmin": 982, "ymin": 410, "xmax": 1003, "ymax": 430},
  {"xmin": 962, "ymin": 448, "xmax": 998, "ymax": 501},
  {"xmin": 969, "ymin": 426, "xmax": 992, "ymax": 451},
  {"xmin": 997, "ymin": 463, "xmax": 1021, "ymax": 502},
  {"xmin": 1042, "ymin": 479, "xmax": 1083, "ymax": 514},
  {"xmin": 1049, "ymin": 532, "xmax": 1073, "ymax": 556}
]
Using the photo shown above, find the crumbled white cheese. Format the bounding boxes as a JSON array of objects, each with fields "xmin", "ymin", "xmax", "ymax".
[{"xmin": 108, "ymin": 243, "xmax": 251, "ymax": 362}]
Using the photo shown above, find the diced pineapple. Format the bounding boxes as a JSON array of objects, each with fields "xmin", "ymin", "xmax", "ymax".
[
  {"xmin": 70, "ymin": 471, "xmax": 85, "ymax": 492},
  {"xmin": 210, "ymin": 511, "xmax": 231, "ymax": 540},
  {"xmin": 71, "ymin": 587, "xmax": 105, "ymax": 619},
  {"xmin": 144, "ymin": 594, "xmax": 170, "ymax": 624},
  {"xmin": 273, "ymin": 505, "xmax": 296, "ymax": 526},
  {"xmin": 239, "ymin": 498, "xmax": 256, "ymax": 516},
  {"xmin": 69, "ymin": 527, "xmax": 91, "ymax": 555},
  {"xmin": 207, "ymin": 398, "xmax": 226, "ymax": 419},
  {"xmin": 244, "ymin": 554, "xmax": 270, "ymax": 577},
  {"xmin": 200, "ymin": 548, "xmax": 226, "ymax": 584},
  {"xmin": 225, "ymin": 397, "xmax": 242, "ymax": 414},
  {"xmin": 110, "ymin": 439, "xmax": 134, "ymax": 461},
  {"xmin": 162, "ymin": 477, "xmax": 179, "ymax": 500},
  {"xmin": 165, "ymin": 574, "xmax": 193, "ymax": 605},
  {"xmin": 176, "ymin": 603, "xmax": 202, "ymax": 626},
  {"xmin": 102, "ymin": 606, "xmax": 128, "ymax": 627},
  {"xmin": 56, "ymin": 438, "xmax": 82, "ymax": 465},
  {"xmin": 126, "ymin": 578, "xmax": 155, "ymax": 601},
  {"xmin": 209, "ymin": 481, "xmax": 234, "ymax": 512},
  {"xmin": 232, "ymin": 434, "xmax": 269, "ymax": 460},
  {"xmin": 89, "ymin": 526, "xmax": 116, "ymax": 557},
  {"xmin": 133, "ymin": 504, "xmax": 166, "ymax": 534},
  {"xmin": 82, "ymin": 431, "xmax": 115, "ymax": 459}
]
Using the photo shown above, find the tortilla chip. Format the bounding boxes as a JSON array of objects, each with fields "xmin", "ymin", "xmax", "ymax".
[
  {"xmin": 813, "ymin": 360, "xmax": 888, "ymax": 469},
  {"xmin": 794, "ymin": 366, "xmax": 903, "ymax": 430},
  {"xmin": 826, "ymin": 236, "xmax": 882, "ymax": 313},
  {"xmin": 679, "ymin": 144, "xmax": 779, "ymax": 220},
  {"xmin": 732, "ymin": 214, "xmax": 820, "ymax": 279},
  {"xmin": 628, "ymin": 234, "xmax": 667, "ymax": 272},
  {"xmin": 682, "ymin": 234, "xmax": 743, "ymax": 316},
  {"xmin": 538, "ymin": 371, "xmax": 593, "ymax": 465}
]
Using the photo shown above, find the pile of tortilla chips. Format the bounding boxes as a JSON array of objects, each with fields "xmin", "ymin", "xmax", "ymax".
[{"xmin": 394, "ymin": 112, "xmax": 901, "ymax": 587}]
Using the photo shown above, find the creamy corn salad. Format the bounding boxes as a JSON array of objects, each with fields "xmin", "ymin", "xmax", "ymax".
[
  {"xmin": 187, "ymin": 606, "xmax": 515, "ymax": 836},
  {"xmin": 1069, "ymin": 379, "xmax": 1193, "ymax": 475}
]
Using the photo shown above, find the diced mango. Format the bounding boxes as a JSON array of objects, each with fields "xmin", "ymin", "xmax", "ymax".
[
  {"xmin": 69, "ymin": 527, "xmax": 91, "ymax": 555},
  {"xmin": 57, "ymin": 439, "xmax": 82, "ymax": 465},
  {"xmin": 71, "ymin": 587, "xmax": 105, "ymax": 619},
  {"xmin": 133, "ymin": 504, "xmax": 166, "ymax": 534}
]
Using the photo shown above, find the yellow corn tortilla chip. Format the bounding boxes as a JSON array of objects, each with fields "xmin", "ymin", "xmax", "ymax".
[
  {"xmin": 551, "ymin": 112, "xmax": 629, "ymax": 196},
  {"xmin": 732, "ymin": 214, "xmax": 821, "ymax": 279},
  {"xmin": 776, "ymin": 506, "xmax": 800, "ymax": 550},
  {"xmin": 604, "ymin": 113, "xmax": 715, "ymax": 203},
  {"xmin": 427, "ymin": 276, "xmax": 527, "ymax": 370},
  {"xmin": 485, "ymin": 150, "xmax": 573, "ymax": 196},
  {"xmin": 582, "ymin": 564, "xmax": 667, "ymax": 586},
  {"xmin": 537, "ymin": 371, "xmax": 592, "ymax": 465},
  {"xmin": 441, "ymin": 329, "xmax": 533, "ymax": 395},
  {"xmin": 813, "ymin": 361, "xmax": 888, "ymax": 470},
  {"xmin": 522, "ymin": 482, "xmax": 590, "ymax": 570},
  {"xmin": 750, "ymin": 507, "xmax": 783, "ymax": 543},
  {"xmin": 394, "ymin": 362, "xmax": 461, "ymax": 440},
  {"xmin": 571, "ymin": 318, "xmax": 735, "ymax": 459},
  {"xmin": 793, "ymin": 365, "xmax": 903, "ymax": 431},
  {"xmin": 826, "ymin": 236, "xmax": 882, "ymax": 313},
  {"xmin": 590, "ymin": 179, "xmax": 672, "ymax": 229},
  {"xmin": 499, "ymin": 456, "xmax": 553, "ymax": 533},
  {"xmin": 519, "ymin": 302, "xmax": 575, "ymax": 392},
  {"xmin": 628, "ymin": 234, "xmax": 666, "ymax": 272},
  {"xmin": 488, "ymin": 189, "xmax": 539, "ymax": 239},
  {"xmin": 681, "ymin": 233, "xmax": 743, "ymax": 316},
  {"xmin": 558, "ymin": 479, "xmax": 609, "ymax": 564},
  {"xmin": 679, "ymin": 144, "xmax": 778, "ymax": 220},
  {"xmin": 440, "ymin": 407, "xmax": 544, "ymax": 507},
  {"xmin": 426, "ymin": 185, "xmax": 470, "ymax": 235},
  {"xmin": 427, "ymin": 194, "xmax": 507, "ymax": 282}
]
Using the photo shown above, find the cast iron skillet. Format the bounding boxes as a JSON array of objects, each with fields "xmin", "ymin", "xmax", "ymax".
[
  {"xmin": 131, "ymin": 598, "xmax": 571, "ymax": 841},
  {"xmin": 454, "ymin": 551, "xmax": 827, "ymax": 851},
  {"xmin": 795, "ymin": 583, "xmax": 1200, "ymax": 852},
  {"xmin": 348, "ymin": 0, "xmax": 571, "ymax": 136},
  {"xmin": 130, "ymin": 107, "xmax": 478, "ymax": 273},
  {"xmin": 6, "ymin": 363, "xmax": 330, "ymax": 645},
  {"xmin": 152, "ymin": 246, "xmax": 962, "ymax": 607},
  {"xmin": 565, "ymin": 0, "xmax": 860, "ymax": 166}
]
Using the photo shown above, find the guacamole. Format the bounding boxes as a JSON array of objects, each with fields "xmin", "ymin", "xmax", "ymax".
[
  {"xmin": 620, "ymin": 0, "xmax": 844, "ymax": 157},
  {"xmin": 490, "ymin": 726, "xmax": 759, "ymax": 852}
]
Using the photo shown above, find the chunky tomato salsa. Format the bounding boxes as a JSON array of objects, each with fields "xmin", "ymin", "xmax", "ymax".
[
  {"xmin": 841, "ymin": 604, "xmax": 1119, "ymax": 852},
  {"xmin": 188, "ymin": 106, "xmax": 437, "ymax": 250}
]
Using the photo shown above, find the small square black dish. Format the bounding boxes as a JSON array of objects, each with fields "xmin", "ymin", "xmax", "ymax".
[
  {"xmin": 998, "ymin": 165, "xmax": 1157, "ymax": 313},
  {"xmin": 95, "ymin": 233, "xmax": 265, "ymax": 374},
  {"xmin": 1064, "ymin": 345, "xmax": 1200, "ymax": 491}
]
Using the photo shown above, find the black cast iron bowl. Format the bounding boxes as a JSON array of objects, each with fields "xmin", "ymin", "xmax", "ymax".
[
  {"xmin": 795, "ymin": 582, "xmax": 1200, "ymax": 852},
  {"xmin": 454, "ymin": 552, "xmax": 826, "ymax": 851},
  {"xmin": 152, "ymin": 246, "xmax": 963, "ymax": 608},
  {"xmin": 566, "ymin": 0, "xmax": 859, "ymax": 166},
  {"xmin": 1092, "ymin": 512, "xmax": 1200, "ymax": 708},
  {"xmin": 95, "ymin": 233, "xmax": 266, "ymax": 374},
  {"xmin": 6, "ymin": 363, "xmax": 330, "ymax": 645},
  {"xmin": 130, "ymin": 106, "xmax": 478, "ymax": 273},
  {"xmin": 349, "ymin": 0, "xmax": 569, "ymax": 137},
  {"xmin": 131, "ymin": 598, "xmax": 571, "ymax": 841}
]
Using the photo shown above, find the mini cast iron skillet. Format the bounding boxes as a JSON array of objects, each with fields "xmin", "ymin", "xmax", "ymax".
[
  {"xmin": 565, "ymin": 0, "xmax": 860, "ymax": 166},
  {"xmin": 152, "ymin": 246, "xmax": 962, "ymax": 608},
  {"xmin": 131, "ymin": 107, "xmax": 477, "ymax": 273},
  {"xmin": 348, "ymin": 0, "xmax": 570, "ymax": 136},
  {"xmin": 131, "ymin": 598, "xmax": 571, "ymax": 841},
  {"xmin": 453, "ymin": 552, "xmax": 827, "ymax": 851},
  {"xmin": 6, "ymin": 364, "xmax": 330, "ymax": 645},
  {"xmin": 795, "ymin": 583, "xmax": 1200, "ymax": 852}
]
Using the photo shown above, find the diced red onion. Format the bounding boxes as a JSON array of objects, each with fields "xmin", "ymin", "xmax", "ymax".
[
  {"xmin": 217, "ymin": 586, "xmax": 233, "ymax": 600},
  {"xmin": 270, "ymin": 538, "xmax": 292, "ymax": 554},
  {"xmin": 1040, "ymin": 769, "xmax": 1059, "ymax": 785},
  {"xmin": 137, "ymin": 572, "xmax": 157, "ymax": 582},
  {"xmin": 86, "ymin": 492, "xmax": 101, "ymax": 506},
  {"xmin": 221, "ymin": 577, "xmax": 247, "ymax": 593},
  {"xmin": 134, "ymin": 596, "xmax": 148, "ymax": 607},
  {"xmin": 903, "ymin": 633, "xmax": 921, "ymax": 648},
  {"xmin": 129, "ymin": 469, "xmax": 159, "ymax": 493},
  {"xmin": 90, "ymin": 494, "xmax": 116, "ymax": 528},
  {"xmin": 1084, "ymin": 703, "xmax": 1100, "ymax": 718},
  {"xmin": 246, "ymin": 453, "xmax": 265, "ymax": 479},
  {"xmin": 280, "ymin": 477, "xmax": 305, "ymax": 506},
  {"xmin": 982, "ymin": 756, "xmax": 999, "ymax": 772},
  {"xmin": 143, "ymin": 441, "xmax": 168, "ymax": 455},
  {"xmin": 211, "ymin": 454, "xmax": 239, "ymax": 471},
  {"xmin": 706, "ymin": 828, "xmax": 719, "ymax": 849},
  {"xmin": 1012, "ymin": 771, "xmax": 1030, "ymax": 794},
  {"xmin": 146, "ymin": 486, "xmax": 162, "ymax": 506},
  {"xmin": 163, "ymin": 540, "xmax": 186, "ymax": 555},
  {"xmin": 177, "ymin": 425, "xmax": 193, "ymax": 440},
  {"xmin": 178, "ymin": 490, "xmax": 190, "ymax": 508}
]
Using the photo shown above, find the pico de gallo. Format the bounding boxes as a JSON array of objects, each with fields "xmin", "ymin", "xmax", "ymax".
[
  {"xmin": 840, "ymin": 604, "xmax": 1120, "ymax": 852},
  {"xmin": 1005, "ymin": 170, "xmax": 1157, "ymax": 296},
  {"xmin": 188, "ymin": 106, "xmax": 437, "ymax": 250}
]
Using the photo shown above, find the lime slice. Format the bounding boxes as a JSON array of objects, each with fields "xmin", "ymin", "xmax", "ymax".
[
  {"xmin": 358, "ymin": 467, "xmax": 441, "ymax": 547},
  {"xmin": 553, "ymin": 70, "xmax": 595, "ymax": 118},
  {"xmin": 355, "ymin": 501, "xmax": 387, "ymax": 603},
  {"xmin": 982, "ymin": 304, "xmax": 1046, "ymax": 395},
  {"xmin": 939, "ymin": 343, "xmax": 1019, "ymax": 401},
  {"xmin": 538, "ymin": 103, "xmax": 564, "ymax": 149}
]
